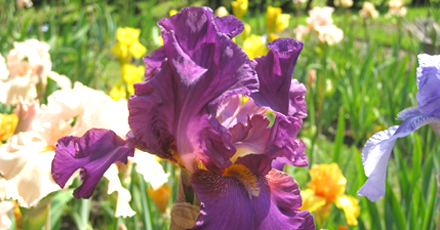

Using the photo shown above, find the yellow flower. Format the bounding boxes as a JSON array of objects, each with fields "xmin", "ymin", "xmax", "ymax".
[
  {"xmin": 243, "ymin": 35, "xmax": 266, "ymax": 60},
  {"xmin": 111, "ymin": 27, "xmax": 147, "ymax": 63},
  {"xmin": 116, "ymin": 27, "xmax": 141, "ymax": 45},
  {"xmin": 110, "ymin": 81, "xmax": 127, "ymax": 101},
  {"xmin": 241, "ymin": 23, "xmax": 251, "ymax": 41},
  {"xmin": 215, "ymin": 6, "xmax": 229, "ymax": 17},
  {"xmin": 267, "ymin": 6, "xmax": 290, "ymax": 34},
  {"xmin": 0, "ymin": 113, "xmax": 18, "ymax": 142},
  {"xmin": 231, "ymin": 0, "xmax": 248, "ymax": 19},
  {"xmin": 169, "ymin": 9, "xmax": 178, "ymax": 17},
  {"xmin": 300, "ymin": 163, "xmax": 360, "ymax": 226},
  {"xmin": 276, "ymin": 14, "xmax": 290, "ymax": 32},
  {"xmin": 121, "ymin": 64, "xmax": 145, "ymax": 95},
  {"xmin": 268, "ymin": 33, "xmax": 279, "ymax": 43}
]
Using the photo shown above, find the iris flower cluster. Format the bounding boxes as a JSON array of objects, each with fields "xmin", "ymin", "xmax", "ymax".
[
  {"xmin": 359, "ymin": 54, "xmax": 440, "ymax": 201},
  {"xmin": 51, "ymin": 7, "xmax": 315, "ymax": 229}
]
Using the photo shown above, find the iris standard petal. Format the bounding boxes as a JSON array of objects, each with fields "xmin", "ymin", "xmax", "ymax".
[
  {"xmin": 158, "ymin": 7, "xmax": 243, "ymax": 69},
  {"xmin": 268, "ymin": 115, "xmax": 308, "ymax": 168},
  {"xmin": 250, "ymin": 38, "xmax": 306, "ymax": 118},
  {"xmin": 143, "ymin": 47, "xmax": 166, "ymax": 81},
  {"xmin": 129, "ymin": 7, "xmax": 258, "ymax": 173},
  {"xmin": 213, "ymin": 15, "xmax": 245, "ymax": 38},
  {"xmin": 190, "ymin": 168, "xmax": 315, "ymax": 230},
  {"xmin": 51, "ymin": 128, "xmax": 134, "ymax": 198},
  {"xmin": 226, "ymin": 109, "xmax": 307, "ymax": 175},
  {"xmin": 416, "ymin": 54, "xmax": 440, "ymax": 117},
  {"xmin": 216, "ymin": 95, "xmax": 242, "ymax": 127},
  {"xmin": 271, "ymin": 139, "xmax": 308, "ymax": 171},
  {"xmin": 358, "ymin": 114, "xmax": 440, "ymax": 201}
]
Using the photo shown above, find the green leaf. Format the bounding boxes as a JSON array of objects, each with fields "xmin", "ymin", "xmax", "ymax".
[
  {"xmin": 332, "ymin": 106, "xmax": 345, "ymax": 163},
  {"xmin": 20, "ymin": 197, "xmax": 51, "ymax": 230},
  {"xmin": 385, "ymin": 180, "xmax": 407, "ymax": 229},
  {"xmin": 50, "ymin": 190, "xmax": 75, "ymax": 229}
]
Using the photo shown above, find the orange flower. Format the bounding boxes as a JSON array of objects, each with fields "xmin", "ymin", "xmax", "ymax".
[
  {"xmin": 148, "ymin": 185, "xmax": 172, "ymax": 212},
  {"xmin": 300, "ymin": 163, "xmax": 360, "ymax": 226}
]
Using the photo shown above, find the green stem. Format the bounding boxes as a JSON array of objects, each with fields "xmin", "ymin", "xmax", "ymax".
[{"xmin": 138, "ymin": 173, "xmax": 153, "ymax": 230}]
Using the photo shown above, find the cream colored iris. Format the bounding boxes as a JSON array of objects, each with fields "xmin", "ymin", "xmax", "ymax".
[{"xmin": 300, "ymin": 163, "xmax": 359, "ymax": 226}]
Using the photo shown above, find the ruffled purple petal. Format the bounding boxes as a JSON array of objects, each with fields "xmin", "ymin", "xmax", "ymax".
[
  {"xmin": 228, "ymin": 109, "xmax": 307, "ymax": 175},
  {"xmin": 250, "ymin": 38, "xmax": 306, "ymax": 118},
  {"xmin": 271, "ymin": 140, "xmax": 308, "ymax": 171},
  {"xmin": 143, "ymin": 46, "xmax": 166, "ymax": 81},
  {"xmin": 216, "ymin": 95, "xmax": 242, "ymax": 127},
  {"xmin": 51, "ymin": 128, "xmax": 134, "ymax": 199},
  {"xmin": 228, "ymin": 114, "xmax": 279, "ymax": 176},
  {"xmin": 129, "ymin": 7, "xmax": 259, "ymax": 173},
  {"xmin": 213, "ymin": 15, "xmax": 244, "ymax": 38},
  {"xmin": 358, "ymin": 114, "xmax": 440, "ymax": 201},
  {"xmin": 230, "ymin": 115, "xmax": 271, "ymax": 153},
  {"xmin": 190, "ymin": 169, "xmax": 315, "ymax": 230},
  {"xmin": 217, "ymin": 96, "xmax": 266, "ymax": 129},
  {"xmin": 266, "ymin": 115, "xmax": 308, "ymax": 169},
  {"xmin": 235, "ymin": 99, "xmax": 267, "ymax": 125},
  {"xmin": 416, "ymin": 54, "xmax": 440, "ymax": 117},
  {"xmin": 159, "ymin": 7, "xmax": 242, "ymax": 69}
]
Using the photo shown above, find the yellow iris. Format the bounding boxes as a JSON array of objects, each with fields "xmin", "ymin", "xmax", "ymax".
[
  {"xmin": 241, "ymin": 23, "xmax": 251, "ymax": 41},
  {"xmin": 169, "ymin": 9, "xmax": 178, "ymax": 17},
  {"xmin": 243, "ymin": 35, "xmax": 266, "ymax": 60},
  {"xmin": 0, "ymin": 113, "xmax": 18, "ymax": 142},
  {"xmin": 110, "ymin": 64, "xmax": 145, "ymax": 101},
  {"xmin": 111, "ymin": 27, "xmax": 147, "ymax": 63},
  {"xmin": 121, "ymin": 64, "xmax": 145, "ymax": 95},
  {"xmin": 300, "ymin": 163, "xmax": 360, "ymax": 226},
  {"xmin": 110, "ymin": 80, "xmax": 127, "ymax": 101},
  {"xmin": 266, "ymin": 6, "xmax": 290, "ymax": 42},
  {"xmin": 231, "ymin": 0, "xmax": 248, "ymax": 19}
]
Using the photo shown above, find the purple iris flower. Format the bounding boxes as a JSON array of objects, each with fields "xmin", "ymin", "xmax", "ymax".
[
  {"xmin": 52, "ymin": 6, "xmax": 314, "ymax": 229},
  {"xmin": 52, "ymin": 129, "xmax": 134, "ymax": 198},
  {"xmin": 358, "ymin": 54, "xmax": 440, "ymax": 202}
]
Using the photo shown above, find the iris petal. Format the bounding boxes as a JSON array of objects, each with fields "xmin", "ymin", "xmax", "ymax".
[
  {"xmin": 299, "ymin": 189, "xmax": 327, "ymax": 213},
  {"xmin": 396, "ymin": 106, "xmax": 423, "ymax": 120},
  {"xmin": 190, "ymin": 168, "xmax": 315, "ymax": 230},
  {"xmin": 250, "ymin": 38, "xmax": 306, "ymax": 118},
  {"xmin": 358, "ymin": 114, "xmax": 440, "ymax": 201},
  {"xmin": 51, "ymin": 128, "xmax": 134, "ymax": 198},
  {"xmin": 335, "ymin": 195, "xmax": 359, "ymax": 226},
  {"xmin": 416, "ymin": 54, "xmax": 440, "ymax": 117},
  {"xmin": 129, "ymin": 7, "xmax": 259, "ymax": 173}
]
